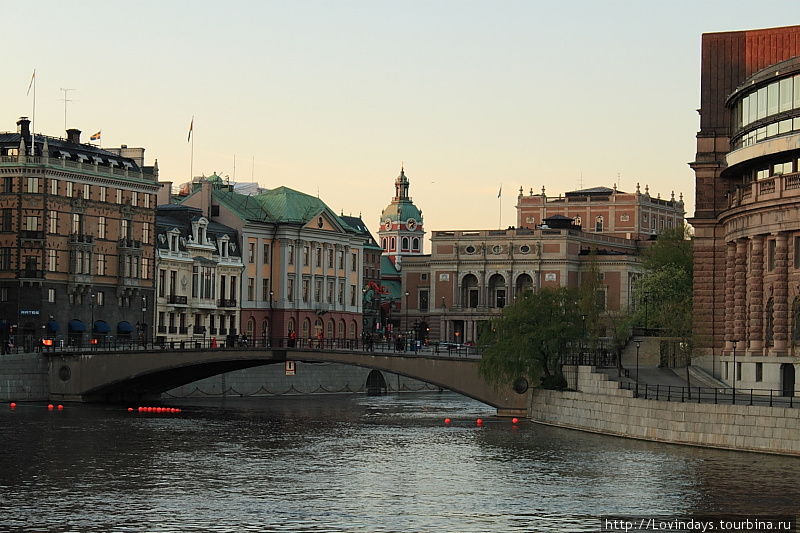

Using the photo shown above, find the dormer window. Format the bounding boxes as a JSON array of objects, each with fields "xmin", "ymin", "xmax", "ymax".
[
  {"xmin": 168, "ymin": 228, "xmax": 181, "ymax": 251},
  {"xmin": 219, "ymin": 235, "xmax": 230, "ymax": 257}
]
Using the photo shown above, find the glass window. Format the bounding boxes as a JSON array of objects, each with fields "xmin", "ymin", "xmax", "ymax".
[
  {"xmin": 757, "ymin": 87, "xmax": 768, "ymax": 119},
  {"xmin": 100, "ymin": 186, "xmax": 107, "ymax": 202},
  {"xmin": 27, "ymin": 177, "xmax": 38, "ymax": 193},
  {"xmin": 263, "ymin": 243, "xmax": 270, "ymax": 264},
  {"xmin": 48, "ymin": 211, "xmax": 57, "ymax": 233},
  {"xmin": 742, "ymin": 97, "xmax": 750, "ymax": 127},
  {"xmin": 248, "ymin": 243, "xmax": 255, "ymax": 263},
  {"xmin": 98, "ymin": 217, "xmax": 106, "ymax": 239},
  {"xmin": 780, "ymin": 119, "xmax": 793, "ymax": 135},
  {"xmin": 749, "ymin": 92, "xmax": 758, "ymax": 124},
  {"xmin": 780, "ymin": 77, "xmax": 794, "ymax": 112},
  {"xmin": 66, "ymin": 182, "xmax": 73, "ymax": 198},
  {"xmin": 768, "ymin": 81, "xmax": 779, "ymax": 116},
  {"xmin": 50, "ymin": 179, "xmax": 58, "ymax": 195},
  {"xmin": 83, "ymin": 184, "xmax": 90, "ymax": 199},
  {"xmin": 795, "ymin": 74, "xmax": 800, "ymax": 109}
]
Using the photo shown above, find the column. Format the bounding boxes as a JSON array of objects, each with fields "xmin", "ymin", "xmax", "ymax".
[
  {"xmin": 734, "ymin": 239, "xmax": 747, "ymax": 345},
  {"xmin": 724, "ymin": 241, "xmax": 736, "ymax": 349},
  {"xmin": 748, "ymin": 235, "xmax": 764, "ymax": 353},
  {"xmin": 773, "ymin": 232, "xmax": 789, "ymax": 354}
]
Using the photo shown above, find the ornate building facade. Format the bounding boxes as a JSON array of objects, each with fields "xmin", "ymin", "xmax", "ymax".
[
  {"xmin": 0, "ymin": 117, "xmax": 158, "ymax": 349},
  {"xmin": 402, "ymin": 185, "xmax": 684, "ymax": 344},
  {"xmin": 180, "ymin": 179, "xmax": 365, "ymax": 345},
  {"xmin": 689, "ymin": 25, "xmax": 800, "ymax": 395},
  {"xmin": 154, "ymin": 204, "xmax": 243, "ymax": 346}
]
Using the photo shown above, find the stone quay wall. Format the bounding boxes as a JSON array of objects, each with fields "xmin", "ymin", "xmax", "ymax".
[
  {"xmin": 1, "ymin": 353, "xmax": 49, "ymax": 401},
  {"xmin": 531, "ymin": 365, "xmax": 800, "ymax": 456}
]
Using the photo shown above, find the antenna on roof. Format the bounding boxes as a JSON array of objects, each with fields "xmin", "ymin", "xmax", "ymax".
[{"xmin": 59, "ymin": 88, "xmax": 77, "ymax": 131}]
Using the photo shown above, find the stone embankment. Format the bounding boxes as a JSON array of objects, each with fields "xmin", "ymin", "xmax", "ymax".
[
  {"xmin": 530, "ymin": 365, "xmax": 800, "ymax": 456},
  {"xmin": 1, "ymin": 352, "xmax": 49, "ymax": 401}
]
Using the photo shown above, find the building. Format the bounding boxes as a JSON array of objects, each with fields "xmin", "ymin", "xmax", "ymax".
[
  {"xmin": 340, "ymin": 214, "xmax": 384, "ymax": 337},
  {"xmin": 154, "ymin": 204, "xmax": 243, "ymax": 346},
  {"xmin": 0, "ymin": 117, "xmax": 158, "ymax": 349},
  {"xmin": 179, "ymin": 179, "xmax": 365, "ymax": 345},
  {"xmin": 689, "ymin": 25, "xmax": 800, "ymax": 394},
  {"xmin": 402, "ymin": 185, "xmax": 684, "ymax": 344}
]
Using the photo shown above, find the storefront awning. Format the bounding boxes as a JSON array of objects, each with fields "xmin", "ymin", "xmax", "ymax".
[
  {"xmin": 68, "ymin": 319, "xmax": 86, "ymax": 332},
  {"xmin": 0, "ymin": 319, "xmax": 10, "ymax": 331},
  {"xmin": 117, "ymin": 321, "xmax": 134, "ymax": 333},
  {"xmin": 93, "ymin": 320, "xmax": 111, "ymax": 333},
  {"xmin": 46, "ymin": 320, "xmax": 60, "ymax": 332}
]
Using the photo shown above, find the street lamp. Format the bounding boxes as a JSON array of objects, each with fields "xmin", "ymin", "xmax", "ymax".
[
  {"xmin": 581, "ymin": 313, "xmax": 587, "ymax": 362},
  {"xmin": 90, "ymin": 293, "xmax": 95, "ymax": 349},
  {"xmin": 141, "ymin": 296, "xmax": 147, "ymax": 347},
  {"xmin": 731, "ymin": 339, "xmax": 738, "ymax": 404},
  {"xmin": 635, "ymin": 340, "xmax": 641, "ymax": 398},
  {"xmin": 405, "ymin": 291, "xmax": 410, "ymax": 337}
]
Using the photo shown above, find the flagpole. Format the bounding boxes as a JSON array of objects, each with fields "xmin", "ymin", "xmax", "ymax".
[
  {"xmin": 189, "ymin": 116, "xmax": 194, "ymax": 182},
  {"xmin": 28, "ymin": 70, "xmax": 36, "ymax": 157},
  {"xmin": 498, "ymin": 183, "xmax": 502, "ymax": 229}
]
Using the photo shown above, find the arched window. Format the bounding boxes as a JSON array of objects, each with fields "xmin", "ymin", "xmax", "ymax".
[
  {"xmin": 412, "ymin": 238, "xmax": 420, "ymax": 251},
  {"xmin": 338, "ymin": 319, "xmax": 346, "ymax": 338},
  {"xmin": 488, "ymin": 273, "xmax": 506, "ymax": 308},
  {"xmin": 302, "ymin": 318, "xmax": 310, "ymax": 339},
  {"xmin": 390, "ymin": 237, "xmax": 396, "ymax": 250},
  {"xmin": 595, "ymin": 216, "xmax": 604, "ymax": 232},
  {"xmin": 382, "ymin": 237, "xmax": 387, "ymax": 250},
  {"xmin": 262, "ymin": 319, "xmax": 269, "ymax": 346},
  {"xmin": 461, "ymin": 274, "xmax": 479, "ymax": 308},
  {"xmin": 246, "ymin": 318, "xmax": 255, "ymax": 339},
  {"xmin": 515, "ymin": 273, "xmax": 534, "ymax": 297},
  {"xmin": 315, "ymin": 318, "xmax": 323, "ymax": 340},
  {"xmin": 287, "ymin": 318, "xmax": 295, "ymax": 334},
  {"xmin": 401, "ymin": 237, "xmax": 409, "ymax": 250},
  {"xmin": 349, "ymin": 321, "xmax": 356, "ymax": 339},
  {"xmin": 327, "ymin": 319, "xmax": 334, "ymax": 338}
]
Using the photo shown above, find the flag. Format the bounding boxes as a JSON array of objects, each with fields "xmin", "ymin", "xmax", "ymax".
[
  {"xmin": 27, "ymin": 69, "xmax": 35, "ymax": 96},
  {"xmin": 498, "ymin": 184, "xmax": 502, "ymax": 198},
  {"xmin": 90, "ymin": 131, "xmax": 101, "ymax": 142},
  {"xmin": 187, "ymin": 117, "xmax": 193, "ymax": 142}
]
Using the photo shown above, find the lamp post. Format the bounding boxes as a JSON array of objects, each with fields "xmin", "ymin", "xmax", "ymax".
[
  {"xmin": 643, "ymin": 291, "xmax": 650, "ymax": 331},
  {"xmin": 405, "ymin": 291, "xmax": 409, "ymax": 337},
  {"xmin": 635, "ymin": 340, "xmax": 641, "ymax": 398},
  {"xmin": 731, "ymin": 339, "xmax": 738, "ymax": 405},
  {"xmin": 141, "ymin": 296, "xmax": 147, "ymax": 348},
  {"xmin": 581, "ymin": 313, "xmax": 587, "ymax": 362}
]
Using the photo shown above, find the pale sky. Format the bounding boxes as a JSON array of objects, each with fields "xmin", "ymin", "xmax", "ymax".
[{"xmin": 2, "ymin": 1, "xmax": 797, "ymax": 242}]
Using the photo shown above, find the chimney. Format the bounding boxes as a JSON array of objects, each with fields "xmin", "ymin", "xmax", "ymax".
[
  {"xmin": 66, "ymin": 128, "xmax": 81, "ymax": 144},
  {"xmin": 16, "ymin": 117, "xmax": 31, "ymax": 139}
]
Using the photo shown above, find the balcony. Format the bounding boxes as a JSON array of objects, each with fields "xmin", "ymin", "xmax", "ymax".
[
  {"xmin": 209, "ymin": 327, "xmax": 218, "ymax": 335},
  {"xmin": 18, "ymin": 269, "xmax": 45, "ymax": 279},
  {"xmin": 157, "ymin": 325, "xmax": 167, "ymax": 334},
  {"xmin": 118, "ymin": 238, "xmax": 142, "ymax": 249},
  {"xmin": 219, "ymin": 328, "xmax": 227, "ymax": 335},
  {"xmin": 168, "ymin": 294, "xmax": 188, "ymax": 305},
  {"xmin": 179, "ymin": 326, "xmax": 188, "ymax": 335},
  {"xmin": 168, "ymin": 326, "xmax": 178, "ymax": 334},
  {"xmin": 68, "ymin": 233, "xmax": 94, "ymax": 244},
  {"xmin": 217, "ymin": 298, "xmax": 237, "ymax": 308},
  {"xmin": 20, "ymin": 230, "xmax": 44, "ymax": 241},
  {"xmin": 192, "ymin": 325, "xmax": 206, "ymax": 335}
]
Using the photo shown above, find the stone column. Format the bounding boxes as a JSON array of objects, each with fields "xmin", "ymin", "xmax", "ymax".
[
  {"xmin": 748, "ymin": 235, "xmax": 764, "ymax": 353},
  {"xmin": 725, "ymin": 241, "xmax": 736, "ymax": 349},
  {"xmin": 734, "ymin": 239, "xmax": 747, "ymax": 345},
  {"xmin": 773, "ymin": 232, "xmax": 789, "ymax": 354}
]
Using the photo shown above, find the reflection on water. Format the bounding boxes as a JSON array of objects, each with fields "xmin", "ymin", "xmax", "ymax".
[{"xmin": 2, "ymin": 392, "xmax": 800, "ymax": 532}]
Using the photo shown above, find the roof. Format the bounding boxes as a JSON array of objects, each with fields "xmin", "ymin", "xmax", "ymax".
[
  {"xmin": 340, "ymin": 214, "xmax": 382, "ymax": 250},
  {"xmin": 565, "ymin": 186, "xmax": 625, "ymax": 197}
]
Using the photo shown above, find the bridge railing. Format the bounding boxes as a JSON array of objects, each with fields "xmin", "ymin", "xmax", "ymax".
[{"xmin": 18, "ymin": 334, "xmax": 482, "ymax": 358}]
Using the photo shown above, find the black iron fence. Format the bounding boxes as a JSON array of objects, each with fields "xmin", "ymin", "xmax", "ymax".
[{"xmin": 619, "ymin": 382, "xmax": 797, "ymax": 408}]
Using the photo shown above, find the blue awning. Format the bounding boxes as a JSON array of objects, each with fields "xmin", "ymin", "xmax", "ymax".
[
  {"xmin": 93, "ymin": 320, "xmax": 111, "ymax": 333},
  {"xmin": 0, "ymin": 319, "xmax": 10, "ymax": 331},
  {"xmin": 46, "ymin": 320, "xmax": 60, "ymax": 332},
  {"xmin": 68, "ymin": 319, "xmax": 86, "ymax": 332},
  {"xmin": 117, "ymin": 321, "xmax": 134, "ymax": 333}
]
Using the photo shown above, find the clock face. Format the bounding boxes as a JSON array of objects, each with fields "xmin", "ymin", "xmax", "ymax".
[
  {"xmin": 385, "ymin": 218, "xmax": 392, "ymax": 229},
  {"xmin": 406, "ymin": 218, "xmax": 417, "ymax": 230}
]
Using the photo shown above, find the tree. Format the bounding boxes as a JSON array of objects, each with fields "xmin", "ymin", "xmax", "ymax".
[{"xmin": 478, "ymin": 286, "xmax": 582, "ymax": 390}]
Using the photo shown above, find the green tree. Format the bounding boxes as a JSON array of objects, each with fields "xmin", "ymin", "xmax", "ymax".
[{"xmin": 478, "ymin": 286, "xmax": 582, "ymax": 389}]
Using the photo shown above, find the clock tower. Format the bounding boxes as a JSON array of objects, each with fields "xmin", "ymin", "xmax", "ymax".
[{"xmin": 378, "ymin": 166, "xmax": 425, "ymax": 268}]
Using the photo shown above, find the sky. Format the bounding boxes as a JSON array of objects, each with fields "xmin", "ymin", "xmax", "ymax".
[{"xmin": 2, "ymin": 1, "xmax": 798, "ymax": 242}]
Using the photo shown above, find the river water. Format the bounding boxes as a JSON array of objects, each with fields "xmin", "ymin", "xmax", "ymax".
[{"xmin": 2, "ymin": 392, "xmax": 799, "ymax": 532}]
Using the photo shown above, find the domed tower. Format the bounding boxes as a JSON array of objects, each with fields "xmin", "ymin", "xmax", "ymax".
[{"xmin": 378, "ymin": 166, "xmax": 425, "ymax": 268}]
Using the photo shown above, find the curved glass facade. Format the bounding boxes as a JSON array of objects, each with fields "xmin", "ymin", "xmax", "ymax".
[{"xmin": 730, "ymin": 72, "xmax": 800, "ymax": 150}]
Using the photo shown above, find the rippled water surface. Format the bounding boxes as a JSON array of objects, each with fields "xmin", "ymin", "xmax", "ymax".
[{"xmin": 2, "ymin": 392, "xmax": 799, "ymax": 532}]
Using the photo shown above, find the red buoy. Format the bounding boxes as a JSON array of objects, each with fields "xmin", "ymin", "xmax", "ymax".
[
  {"xmin": 512, "ymin": 418, "xmax": 519, "ymax": 424},
  {"xmin": 47, "ymin": 404, "xmax": 54, "ymax": 410},
  {"xmin": 57, "ymin": 405, "xmax": 64, "ymax": 410},
  {"xmin": 444, "ymin": 418, "xmax": 451, "ymax": 424},
  {"xmin": 476, "ymin": 418, "xmax": 483, "ymax": 426},
  {"xmin": 9, "ymin": 402, "xmax": 16, "ymax": 409}
]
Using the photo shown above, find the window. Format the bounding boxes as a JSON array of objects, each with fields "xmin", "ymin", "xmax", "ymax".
[
  {"xmin": 144, "ymin": 194, "xmax": 151, "ymax": 208},
  {"xmin": 768, "ymin": 239, "xmax": 777, "ymax": 271},
  {"xmin": 50, "ymin": 179, "xmax": 58, "ymax": 195},
  {"xmin": 48, "ymin": 288, "xmax": 56, "ymax": 303},
  {"xmin": 100, "ymin": 186, "xmax": 107, "ymax": 202},
  {"xmin": 1, "ymin": 209, "xmax": 12, "ymax": 232},
  {"xmin": 83, "ymin": 184, "xmax": 90, "ymax": 199},
  {"xmin": 141, "ymin": 258, "xmax": 150, "ymax": 280},
  {"xmin": 327, "ymin": 280, "xmax": 334, "ymax": 303},
  {"xmin": 350, "ymin": 285, "xmax": 356, "ymax": 306},
  {"xmin": 402, "ymin": 237, "xmax": 409, "ymax": 250},
  {"xmin": 0, "ymin": 248, "xmax": 11, "ymax": 270},
  {"xmin": 159, "ymin": 269, "xmax": 166, "ymax": 297},
  {"xmin": 351, "ymin": 252, "xmax": 357, "ymax": 272},
  {"xmin": 98, "ymin": 217, "xmax": 106, "ymax": 239},
  {"xmin": 303, "ymin": 245, "xmax": 309, "ymax": 266},
  {"xmin": 287, "ymin": 279, "xmax": 294, "ymax": 301},
  {"xmin": 756, "ymin": 362, "xmax": 763, "ymax": 383},
  {"xmin": 25, "ymin": 216, "xmax": 38, "ymax": 231},
  {"xmin": 3, "ymin": 178, "xmax": 12, "ymax": 193},
  {"xmin": 48, "ymin": 249, "xmax": 57, "ymax": 271},
  {"xmin": 316, "ymin": 247, "xmax": 322, "ymax": 267},
  {"xmin": 302, "ymin": 279, "xmax": 309, "ymax": 302},
  {"xmin": 338, "ymin": 250, "xmax": 344, "ymax": 269},
  {"xmin": 595, "ymin": 216, "xmax": 604, "ymax": 232},
  {"xmin": 338, "ymin": 281, "xmax": 344, "ymax": 304},
  {"xmin": 121, "ymin": 219, "xmax": 131, "ymax": 240},
  {"xmin": 248, "ymin": 243, "xmax": 255, "ymax": 263},
  {"xmin": 66, "ymin": 182, "xmax": 73, "ymax": 198},
  {"xmin": 247, "ymin": 278, "xmax": 255, "ymax": 301},
  {"xmin": 413, "ymin": 238, "xmax": 420, "ymax": 251},
  {"xmin": 263, "ymin": 243, "xmax": 270, "ymax": 264},
  {"xmin": 48, "ymin": 211, "xmax": 57, "ymax": 233},
  {"xmin": 419, "ymin": 290, "xmax": 429, "ymax": 311},
  {"xmin": 142, "ymin": 222, "xmax": 150, "ymax": 244},
  {"xmin": 116, "ymin": 189, "xmax": 122, "ymax": 204},
  {"xmin": 328, "ymin": 249, "xmax": 334, "ymax": 268},
  {"xmin": 131, "ymin": 191, "xmax": 138, "ymax": 206},
  {"xmin": 288, "ymin": 244, "xmax": 294, "ymax": 265},
  {"xmin": 315, "ymin": 279, "xmax": 322, "ymax": 302},
  {"xmin": 71, "ymin": 213, "xmax": 83, "ymax": 234},
  {"xmin": 97, "ymin": 291, "xmax": 105, "ymax": 306},
  {"xmin": 27, "ymin": 177, "xmax": 38, "ymax": 193}
]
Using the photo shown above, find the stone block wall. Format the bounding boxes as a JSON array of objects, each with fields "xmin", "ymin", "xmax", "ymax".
[
  {"xmin": 531, "ymin": 365, "xmax": 800, "ymax": 456},
  {"xmin": 0, "ymin": 353, "xmax": 49, "ymax": 401}
]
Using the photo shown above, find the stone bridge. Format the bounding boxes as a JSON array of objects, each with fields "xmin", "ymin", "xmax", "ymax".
[{"xmin": 46, "ymin": 347, "xmax": 531, "ymax": 417}]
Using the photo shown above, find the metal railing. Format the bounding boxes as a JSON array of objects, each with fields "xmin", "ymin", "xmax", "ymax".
[{"xmin": 619, "ymin": 382, "xmax": 797, "ymax": 408}]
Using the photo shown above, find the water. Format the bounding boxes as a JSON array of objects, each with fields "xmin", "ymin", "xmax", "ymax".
[{"xmin": 2, "ymin": 392, "xmax": 799, "ymax": 532}]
